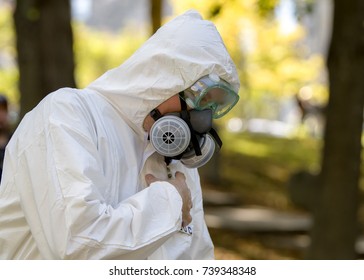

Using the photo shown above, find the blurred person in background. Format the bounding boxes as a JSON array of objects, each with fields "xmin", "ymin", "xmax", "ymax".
[{"xmin": 0, "ymin": 10, "xmax": 239, "ymax": 259}]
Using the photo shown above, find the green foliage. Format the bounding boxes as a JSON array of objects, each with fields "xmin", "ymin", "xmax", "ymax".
[
  {"xmin": 0, "ymin": 4, "xmax": 149, "ymax": 109},
  {"xmin": 222, "ymin": 131, "xmax": 321, "ymax": 171},
  {"xmin": 171, "ymin": 0, "xmax": 328, "ymax": 120},
  {"xmin": 0, "ymin": 5, "xmax": 14, "ymax": 53},
  {"xmin": 73, "ymin": 23, "xmax": 147, "ymax": 88},
  {"xmin": 0, "ymin": 4, "xmax": 19, "ymax": 106},
  {"xmin": 217, "ymin": 131, "xmax": 321, "ymax": 210},
  {"xmin": 257, "ymin": 0, "xmax": 279, "ymax": 17},
  {"xmin": 0, "ymin": 0, "xmax": 328, "ymax": 122}
]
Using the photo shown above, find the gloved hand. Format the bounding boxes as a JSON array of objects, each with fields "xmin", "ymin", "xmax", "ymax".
[{"xmin": 145, "ymin": 171, "xmax": 192, "ymax": 227}]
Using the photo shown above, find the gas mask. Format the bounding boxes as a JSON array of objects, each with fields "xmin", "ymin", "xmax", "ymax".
[{"xmin": 149, "ymin": 93, "xmax": 222, "ymax": 169}]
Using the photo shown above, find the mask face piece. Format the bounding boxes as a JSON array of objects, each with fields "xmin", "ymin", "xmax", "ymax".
[{"xmin": 149, "ymin": 108, "xmax": 222, "ymax": 168}]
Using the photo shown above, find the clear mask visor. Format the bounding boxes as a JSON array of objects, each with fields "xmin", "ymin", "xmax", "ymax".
[{"xmin": 183, "ymin": 74, "xmax": 239, "ymax": 118}]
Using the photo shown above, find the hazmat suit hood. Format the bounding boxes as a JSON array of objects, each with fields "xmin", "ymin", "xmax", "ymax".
[{"xmin": 87, "ymin": 10, "xmax": 240, "ymax": 137}]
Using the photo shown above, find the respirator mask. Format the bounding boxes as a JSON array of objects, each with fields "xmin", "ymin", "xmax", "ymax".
[
  {"xmin": 149, "ymin": 95, "xmax": 221, "ymax": 169},
  {"xmin": 148, "ymin": 74, "xmax": 238, "ymax": 168}
]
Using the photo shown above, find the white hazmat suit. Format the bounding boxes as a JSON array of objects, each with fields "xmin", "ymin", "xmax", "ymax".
[{"xmin": 0, "ymin": 10, "xmax": 239, "ymax": 259}]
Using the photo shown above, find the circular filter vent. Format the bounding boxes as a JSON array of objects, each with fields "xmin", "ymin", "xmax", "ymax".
[
  {"xmin": 150, "ymin": 115, "xmax": 191, "ymax": 157},
  {"xmin": 181, "ymin": 134, "xmax": 215, "ymax": 168}
]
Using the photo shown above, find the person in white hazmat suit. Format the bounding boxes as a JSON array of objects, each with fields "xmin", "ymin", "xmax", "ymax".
[{"xmin": 0, "ymin": 10, "xmax": 240, "ymax": 259}]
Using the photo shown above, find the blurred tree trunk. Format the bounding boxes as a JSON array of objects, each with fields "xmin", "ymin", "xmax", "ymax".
[
  {"xmin": 308, "ymin": 0, "xmax": 364, "ymax": 259},
  {"xmin": 14, "ymin": 0, "xmax": 75, "ymax": 119},
  {"xmin": 150, "ymin": 0, "xmax": 162, "ymax": 34}
]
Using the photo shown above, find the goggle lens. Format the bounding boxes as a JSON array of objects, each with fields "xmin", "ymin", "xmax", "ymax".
[{"xmin": 184, "ymin": 75, "xmax": 239, "ymax": 118}]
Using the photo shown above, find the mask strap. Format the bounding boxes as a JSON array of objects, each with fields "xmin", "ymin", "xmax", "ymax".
[
  {"xmin": 179, "ymin": 92, "xmax": 202, "ymax": 156},
  {"xmin": 149, "ymin": 108, "xmax": 162, "ymax": 121},
  {"xmin": 146, "ymin": 108, "xmax": 162, "ymax": 141},
  {"xmin": 179, "ymin": 91, "xmax": 187, "ymax": 110},
  {"xmin": 208, "ymin": 127, "xmax": 223, "ymax": 149}
]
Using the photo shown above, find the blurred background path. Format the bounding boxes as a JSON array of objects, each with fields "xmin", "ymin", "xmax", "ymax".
[{"xmin": 203, "ymin": 189, "xmax": 364, "ymax": 259}]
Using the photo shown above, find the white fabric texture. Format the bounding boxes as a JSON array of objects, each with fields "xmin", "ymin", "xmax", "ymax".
[{"xmin": 0, "ymin": 10, "xmax": 239, "ymax": 259}]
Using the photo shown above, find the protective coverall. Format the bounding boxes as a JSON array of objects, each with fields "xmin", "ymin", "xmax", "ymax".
[{"xmin": 0, "ymin": 10, "xmax": 240, "ymax": 259}]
